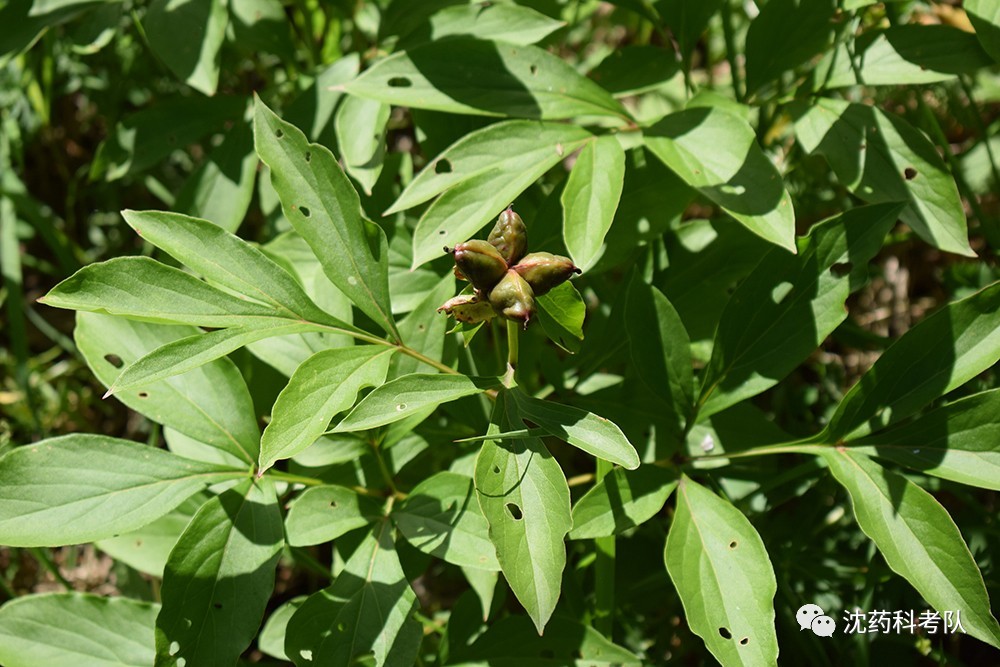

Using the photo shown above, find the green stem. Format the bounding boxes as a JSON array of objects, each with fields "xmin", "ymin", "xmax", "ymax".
[
  {"xmin": 503, "ymin": 320, "xmax": 519, "ymax": 387},
  {"xmin": 312, "ymin": 323, "xmax": 458, "ymax": 376},
  {"xmin": 371, "ymin": 441, "xmax": 398, "ymax": 496},
  {"xmin": 721, "ymin": 0, "xmax": 743, "ymax": 102},
  {"xmin": 29, "ymin": 548, "xmax": 72, "ymax": 590},
  {"xmin": 266, "ymin": 470, "xmax": 325, "ymax": 487},
  {"xmin": 593, "ymin": 459, "xmax": 616, "ymax": 640}
]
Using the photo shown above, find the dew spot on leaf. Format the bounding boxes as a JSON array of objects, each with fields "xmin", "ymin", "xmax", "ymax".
[
  {"xmin": 104, "ymin": 354, "xmax": 124, "ymax": 368},
  {"xmin": 506, "ymin": 503, "xmax": 523, "ymax": 520}
]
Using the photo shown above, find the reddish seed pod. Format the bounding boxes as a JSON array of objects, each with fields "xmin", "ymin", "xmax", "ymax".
[
  {"xmin": 489, "ymin": 269, "xmax": 536, "ymax": 328},
  {"xmin": 450, "ymin": 240, "xmax": 508, "ymax": 293}
]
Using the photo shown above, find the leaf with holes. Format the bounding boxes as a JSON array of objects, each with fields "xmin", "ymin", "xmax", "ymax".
[
  {"xmin": 343, "ymin": 37, "xmax": 628, "ymax": 120},
  {"xmin": 822, "ymin": 281, "xmax": 1000, "ymax": 441},
  {"xmin": 253, "ymin": 97, "xmax": 399, "ymax": 339},
  {"xmin": 570, "ymin": 466, "xmax": 678, "ymax": 540},
  {"xmin": 284, "ymin": 521, "xmax": 422, "ymax": 667},
  {"xmin": 285, "ymin": 485, "xmax": 383, "ymax": 547},
  {"xmin": 333, "ymin": 373, "xmax": 500, "ymax": 433},
  {"xmin": 664, "ymin": 475, "xmax": 779, "ymax": 666},
  {"xmin": 644, "ymin": 106, "xmax": 796, "ymax": 252},
  {"xmin": 509, "ymin": 390, "xmax": 640, "ymax": 470},
  {"xmin": 792, "ymin": 97, "xmax": 973, "ymax": 257},
  {"xmin": 697, "ymin": 202, "xmax": 903, "ymax": 420},
  {"xmin": 75, "ymin": 313, "xmax": 260, "ymax": 466},
  {"xmin": 155, "ymin": 478, "xmax": 283, "ymax": 667},
  {"xmin": 0, "ymin": 593, "xmax": 158, "ymax": 667},
  {"xmin": 475, "ymin": 390, "xmax": 572, "ymax": 634},
  {"xmin": 0, "ymin": 435, "xmax": 243, "ymax": 547},
  {"xmin": 562, "ymin": 135, "xmax": 626, "ymax": 271},
  {"xmin": 823, "ymin": 449, "xmax": 1000, "ymax": 648},
  {"xmin": 849, "ymin": 390, "xmax": 1000, "ymax": 491},
  {"xmin": 259, "ymin": 346, "xmax": 396, "ymax": 471},
  {"xmin": 393, "ymin": 471, "xmax": 500, "ymax": 570}
]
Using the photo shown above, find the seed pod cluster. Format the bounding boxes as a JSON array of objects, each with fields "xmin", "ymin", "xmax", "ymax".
[{"xmin": 440, "ymin": 206, "xmax": 580, "ymax": 329}]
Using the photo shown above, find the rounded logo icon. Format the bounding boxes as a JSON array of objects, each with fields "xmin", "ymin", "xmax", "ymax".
[
  {"xmin": 811, "ymin": 615, "xmax": 836, "ymax": 637},
  {"xmin": 796, "ymin": 604, "xmax": 824, "ymax": 631}
]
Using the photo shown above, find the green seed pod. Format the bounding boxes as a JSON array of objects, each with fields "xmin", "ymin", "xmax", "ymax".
[
  {"xmin": 489, "ymin": 269, "xmax": 536, "ymax": 328},
  {"xmin": 450, "ymin": 240, "xmax": 508, "ymax": 293},
  {"xmin": 512, "ymin": 252, "xmax": 581, "ymax": 296},
  {"xmin": 488, "ymin": 207, "xmax": 528, "ymax": 265}
]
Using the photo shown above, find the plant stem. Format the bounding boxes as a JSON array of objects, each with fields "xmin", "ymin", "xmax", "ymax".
[
  {"xmin": 593, "ymin": 459, "xmax": 616, "ymax": 640},
  {"xmin": 371, "ymin": 441, "xmax": 399, "ymax": 497},
  {"xmin": 503, "ymin": 320, "xmax": 519, "ymax": 387},
  {"xmin": 313, "ymin": 323, "xmax": 458, "ymax": 376},
  {"xmin": 266, "ymin": 470, "xmax": 325, "ymax": 487},
  {"xmin": 29, "ymin": 548, "xmax": 71, "ymax": 590},
  {"xmin": 721, "ymin": 0, "xmax": 743, "ymax": 102}
]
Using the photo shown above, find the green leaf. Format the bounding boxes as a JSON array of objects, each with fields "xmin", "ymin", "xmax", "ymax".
[
  {"xmin": 285, "ymin": 485, "xmax": 383, "ymax": 547},
  {"xmin": 570, "ymin": 466, "xmax": 677, "ymax": 539},
  {"xmin": 75, "ymin": 312, "xmax": 260, "ymax": 466},
  {"xmin": 393, "ymin": 471, "xmax": 500, "ymax": 570},
  {"xmin": 334, "ymin": 374, "xmax": 500, "ymax": 433},
  {"xmin": 175, "ymin": 123, "xmax": 257, "ymax": 233},
  {"xmin": 536, "ymin": 281, "xmax": 586, "ymax": 354},
  {"xmin": 744, "ymin": 0, "xmax": 837, "ymax": 98},
  {"xmin": 260, "ymin": 346, "xmax": 395, "ymax": 471},
  {"xmin": 228, "ymin": 0, "xmax": 295, "ymax": 61},
  {"xmin": 655, "ymin": 0, "xmax": 724, "ymax": 65},
  {"xmin": 335, "ymin": 94, "xmax": 390, "ymax": 195},
  {"xmin": 588, "ymin": 45, "xmax": 681, "ymax": 96},
  {"xmin": 405, "ymin": 122, "xmax": 592, "ymax": 268},
  {"xmin": 90, "ymin": 96, "xmax": 244, "ymax": 181},
  {"xmin": 819, "ymin": 25, "xmax": 994, "ymax": 88},
  {"xmin": 966, "ymin": 0, "xmax": 1000, "ymax": 62},
  {"xmin": 390, "ymin": 273, "xmax": 455, "ymax": 377},
  {"xmin": 698, "ymin": 203, "xmax": 903, "ymax": 418},
  {"xmin": 452, "ymin": 616, "xmax": 642, "ymax": 666},
  {"xmin": 792, "ymin": 98, "xmax": 973, "ymax": 256},
  {"xmin": 823, "ymin": 282, "xmax": 1000, "ymax": 441},
  {"xmin": 474, "ymin": 390, "xmax": 572, "ymax": 634},
  {"xmin": 625, "ymin": 275, "xmax": 694, "ymax": 431},
  {"xmin": 644, "ymin": 106, "xmax": 796, "ymax": 252},
  {"xmin": 42, "ymin": 256, "xmax": 288, "ymax": 327},
  {"xmin": 0, "ymin": 593, "xmax": 158, "ymax": 667},
  {"xmin": 155, "ymin": 478, "xmax": 283, "ymax": 666},
  {"xmin": 509, "ymin": 390, "xmax": 640, "ymax": 470},
  {"xmin": 562, "ymin": 136, "xmax": 626, "ymax": 271},
  {"xmin": 285, "ymin": 521, "xmax": 422, "ymax": 667},
  {"xmin": 664, "ymin": 475, "xmax": 779, "ymax": 666},
  {"xmin": 106, "ymin": 321, "xmax": 319, "ymax": 395},
  {"xmin": 96, "ymin": 492, "xmax": 209, "ymax": 576},
  {"xmin": 143, "ymin": 0, "xmax": 228, "ymax": 95},
  {"xmin": 253, "ymin": 97, "xmax": 399, "ymax": 339},
  {"xmin": 394, "ymin": 2, "xmax": 565, "ymax": 49},
  {"xmin": 0, "ymin": 435, "xmax": 241, "ymax": 547},
  {"xmin": 0, "ymin": 0, "xmax": 108, "ymax": 61},
  {"xmin": 822, "ymin": 449, "xmax": 1000, "ymax": 648},
  {"xmin": 259, "ymin": 597, "xmax": 306, "ymax": 662},
  {"xmin": 850, "ymin": 390, "xmax": 1000, "ymax": 491},
  {"xmin": 343, "ymin": 37, "xmax": 628, "ymax": 121}
]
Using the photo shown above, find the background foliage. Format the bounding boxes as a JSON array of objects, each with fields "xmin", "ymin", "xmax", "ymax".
[{"xmin": 2, "ymin": 0, "xmax": 1000, "ymax": 665}]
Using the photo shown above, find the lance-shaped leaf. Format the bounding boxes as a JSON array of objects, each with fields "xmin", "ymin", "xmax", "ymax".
[
  {"xmin": 41, "ymin": 257, "xmax": 286, "ymax": 327},
  {"xmin": 253, "ymin": 97, "xmax": 398, "ymax": 339},
  {"xmin": 144, "ymin": 0, "xmax": 227, "ymax": 95},
  {"xmin": 390, "ymin": 274, "xmax": 454, "ymax": 377},
  {"xmin": 121, "ymin": 210, "xmax": 346, "ymax": 326},
  {"xmin": 259, "ymin": 346, "xmax": 396, "ymax": 471},
  {"xmin": 967, "ymin": 0, "xmax": 1000, "ymax": 62},
  {"xmin": 0, "ymin": 435, "xmax": 243, "ymax": 547},
  {"xmin": 175, "ymin": 123, "xmax": 257, "ymax": 233},
  {"xmin": 509, "ymin": 390, "xmax": 640, "ymax": 470},
  {"xmin": 849, "ymin": 390, "xmax": 1000, "ymax": 491},
  {"xmin": 106, "ymin": 321, "xmax": 320, "ymax": 395},
  {"xmin": 562, "ymin": 135, "xmax": 626, "ymax": 271},
  {"xmin": 698, "ymin": 202, "xmax": 903, "ymax": 419},
  {"xmin": 396, "ymin": 123, "xmax": 591, "ymax": 269},
  {"xmin": 625, "ymin": 275, "xmax": 694, "ymax": 432},
  {"xmin": 285, "ymin": 521, "xmax": 422, "ymax": 667},
  {"xmin": 0, "ymin": 593, "xmax": 159, "ymax": 667},
  {"xmin": 570, "ymin": 466, "xmax": 678, "ymax": 540},
  {"xmin": 155, "ymin": 479, "xmax": 284, "ymax": 667},
  {"xmin": 743, "ymin": 0, "xmax": 837, "ymax": 98},
  {"xmin": 334, "ymin": 94, "xmax": 390, "ymax": 195},
  {"xmin": 536, "ymin": 281, "xmax": 586, "ymax": 354},
  {"xmin": 343, "ymin": 37, "xmax": 628, "ymax": 120},
  {"xmin": 822, "ymin": 449, "xmax": 1000, "ymax": 648},
  {"xmin": 664, "ymin": 475, "xmax": 779, "ymax": 666},
  {"xmin": 644, "ymin": 105, "xmax": 796, "ymax": 252},
  {"xmin": 475, "ymin": 390, "xmax": 572, "ymax": 634},
  {"xmin": 285, "ymin": 485, "xmax": 383, "ymax": 547},
  {"xmin": 76, "ymin": 313, "xmax": 260, "ymax": 466},
  {"xmin": 823, "ymin": 281, "xmax": 1000, "ymax": 441},
  {"xmin": 792, "ymin": 98, "xmax": 973, "ymax": 257},
  {"xmin": 334, "ymin": 374, "xmax": 500, "ymax": 433},
  {"xmin": 393, "ymin": 472, "xmax": 500, "ymax": 571},
  {"xmin": 394, "ymin": 2, "xmax": 565, "ymax": 49}
]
